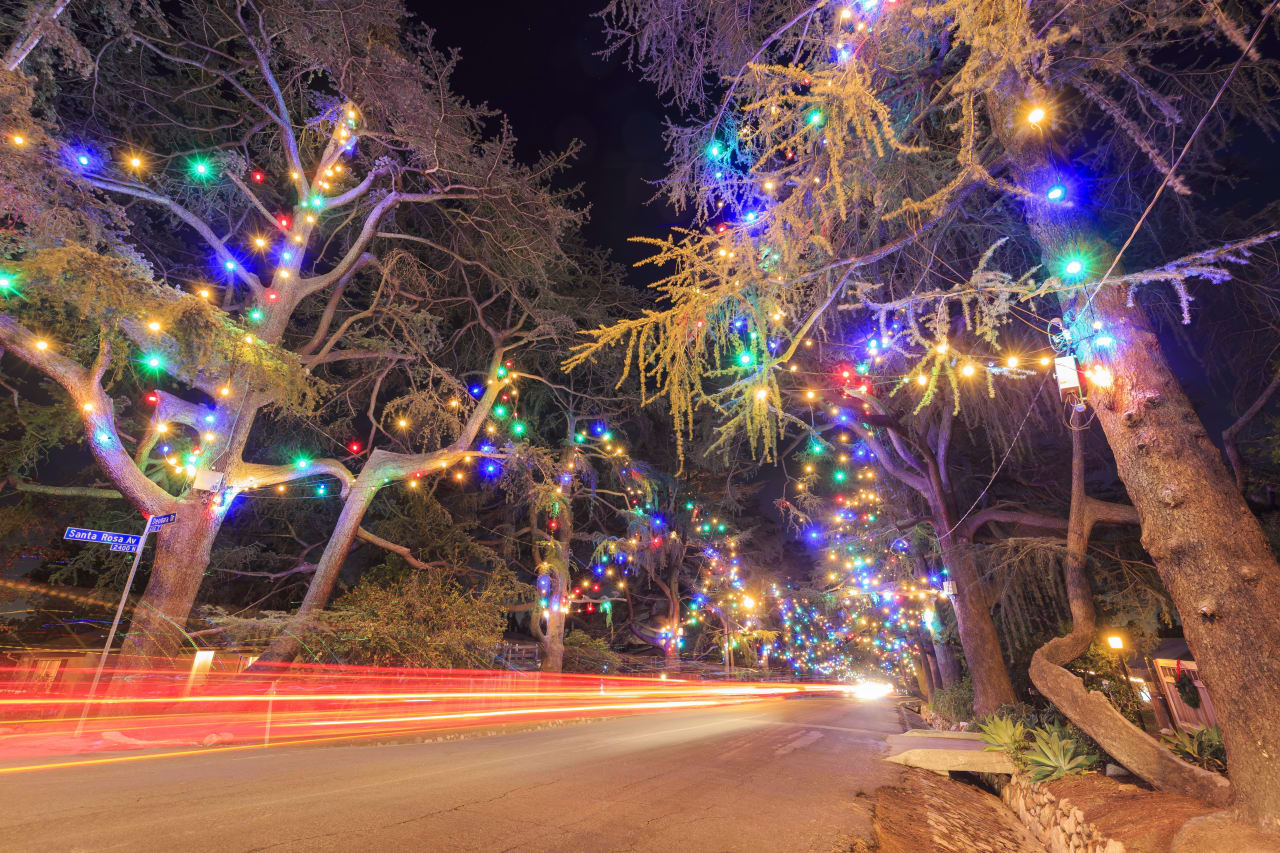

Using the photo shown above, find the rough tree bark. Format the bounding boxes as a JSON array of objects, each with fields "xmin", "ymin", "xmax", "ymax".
[
  {"xmin": 1029, "ymin": 411, "xmax": 1232, "ymax": 806},
  {"xmin": 994, "ymin": 90, "xmax": 1280, "ymax": 826},
  {"xmin": 533, "ymin": 566, "xmax": 568, "ymax": 673},
  {"xmin": 938, "ymin": 534, "xmax": 1018, "ymax": 714},
  {"xmin": 118, "ymin": 493, "xmax": 223, "ymax": 665}
]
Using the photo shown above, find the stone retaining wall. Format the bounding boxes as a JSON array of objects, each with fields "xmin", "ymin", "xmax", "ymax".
[{"xmin": 1001, "ymin": 773, "xmax": 1123, "ymax": 853}]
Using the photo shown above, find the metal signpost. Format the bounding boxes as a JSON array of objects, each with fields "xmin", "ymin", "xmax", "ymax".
[{"xmin": 70, "ymin": 512, "xmax": 177, "ymax": 735}]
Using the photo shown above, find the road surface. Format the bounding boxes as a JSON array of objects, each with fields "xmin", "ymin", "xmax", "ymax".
[{"xmin": 1, "ymin": 695, "xmax": 906, "ymax": 852}]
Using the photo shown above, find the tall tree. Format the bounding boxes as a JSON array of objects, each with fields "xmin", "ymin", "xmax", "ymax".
[
  {"xmin": 583, "ymin": 0, "xmax": 1280, "ymax": 824},
  {"xmin": 1, "ymin": 0, "xmax": 581, "ymax": 661}
]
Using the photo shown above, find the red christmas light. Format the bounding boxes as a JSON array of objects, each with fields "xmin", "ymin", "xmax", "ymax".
[
  {"xmin": 251, "ymin": 171, "xmax": 265, "ymax": 183},
  {"xmin": 266, "ymin": 290, "xmax": 279, "ymax": 301},
  {"xmin": 145, "ymin": 392, "xmax": 159, "ymax": 404},
  {"xmin": 348, "ymin": 441, "xmax": 362, "ymax": 453},
  {"xmin": 277, "ymin": 216, "xmax": 291, "ymax": 229}
]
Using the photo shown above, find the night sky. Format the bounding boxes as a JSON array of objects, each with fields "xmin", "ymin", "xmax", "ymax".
[{"xmin": 422, "ymin": 1, "xmax": 677, "ymax": 279}]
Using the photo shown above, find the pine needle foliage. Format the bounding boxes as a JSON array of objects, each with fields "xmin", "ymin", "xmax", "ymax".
[{"xmin": 574, "ymin": 0, "xmax": 1280, "ymax": 467}]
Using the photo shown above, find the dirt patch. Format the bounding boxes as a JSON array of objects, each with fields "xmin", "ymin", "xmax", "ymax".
[
  {"xmin": 874, "ymin": 768, "xmax": 1045, "ymax": 853},
  {"xmin": 1045, "ymin": 774, "xmax": 1216, "ymax": 853}
]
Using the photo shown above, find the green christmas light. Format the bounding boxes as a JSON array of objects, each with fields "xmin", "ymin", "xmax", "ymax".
[
  {"xmin": 807, "ymin": 110, "xmax": 824, "ymax": 126},
  {"xmin": 294, "ymin": 457, "xmax": 310, "ymax": 469},
  {"xmin": 143, "ymin": 353, "xmax": 164, "ymax": 371},
  {"xmin": 512, "ymin": 421, "xmax": 526, "ymax": 436},
  {"xmin": 737, "ymin": 351, "xmax": 754, "ymax": 367},
  {"xmin": 248, "ymin": 308, "xmax": 263, "ymax": 322},
  {"xmin": 189, "ymin": 157, "xmax": 214, "ymax": 181},
  {"xmin": 493, "ymin": 404, "xmax": 508, "ymax": 418}
]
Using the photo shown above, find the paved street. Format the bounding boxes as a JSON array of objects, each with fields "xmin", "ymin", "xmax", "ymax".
[{"xmin": 0, "ymin": 696, "xmax": 905, "ymax": 852}]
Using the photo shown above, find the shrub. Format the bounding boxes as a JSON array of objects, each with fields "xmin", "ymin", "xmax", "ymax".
[
  {"xmin": 985, "ymin": 701, "xmax": 1065, "ymax": 731},
  {"xmin": 1023, "ymin": 726, "xmax": 1098, "ymax": 782},
  {"xmin": 978, "ymin": 715, "xmax": 1029, "ymax": 767},
  {"xmin": 561, "ymin": 629, "xmax": 622, "ymax": 673},
  {"xmin": 1163, "ymin": 725, "xmax": 1226, "ymax": 774},
  {"xmin": 319, "ymin": 567, "xmax": 524, "ymax": 667},
  {"xmin": 931, "ymin": 678, "xmax": 974, "ymax": 723},
  {"xmin": 1066, "ymin": 641, "xmax": 1145, "ymax": 725}
]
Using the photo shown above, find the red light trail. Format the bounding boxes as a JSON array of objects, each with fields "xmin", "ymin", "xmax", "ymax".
[{"xmin": 0, "ymin": 663, "xmax": 852, "ymax": 774}]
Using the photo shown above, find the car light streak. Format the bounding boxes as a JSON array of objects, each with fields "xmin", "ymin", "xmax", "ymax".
[{"xmin": 0, "ymin": 663, "xmax": 856, "ymax": 774}]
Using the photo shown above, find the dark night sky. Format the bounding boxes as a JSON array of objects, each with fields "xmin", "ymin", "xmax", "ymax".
[{"xmin": 420, "ymin": 1, "xmax": 678, "ymax": 278}]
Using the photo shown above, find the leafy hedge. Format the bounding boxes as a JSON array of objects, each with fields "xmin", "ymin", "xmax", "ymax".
[{"xmin": 931, "ymin": 678, "xmax": 974, "ymax": 723}]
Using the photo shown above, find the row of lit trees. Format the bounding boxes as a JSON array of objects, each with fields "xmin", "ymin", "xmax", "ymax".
[{"xmin": 578, "ymin": 0, "xmax": 1280, "ymax": 826}]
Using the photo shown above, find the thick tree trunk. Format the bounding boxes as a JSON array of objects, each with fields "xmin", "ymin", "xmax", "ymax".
[
  {"xmin": 256, "ymin": 479, "xmax": 379, "ymax": 664},
  {"xmin": 119, "ymin": 494, "xmax": 222, "ymax": 665},
  {"xmin": 939, "ymin": 534, "xmax": 1017, "ymax": 714},
  {"xmin": 925, "ymin": 651, "xmax": 942, "ymax": 694},
  {"xmin": 911, "ymin": 656, "xmax": 932, "ymax": 699},
  {"xmin": 933, "ymin": 636, "xmax": 960, "ymax": 688},
  {"xmin": 991, "ymin": 88, "xmax": 1280, "ymax": 825},
  {"xmin": 536, "ymin": 565, "xmax": 568, "ymax": 673},
  {"xmin": 1030, "ymin": 414, "xmax": 1231, "ymax": 806},
  {"xmin": 1081, "ymin": 285, "xmax": 1279, "ymax": 820},
  {"xmin": 915, "ymin": 632, "xmax": 937, "ymax": 699}
]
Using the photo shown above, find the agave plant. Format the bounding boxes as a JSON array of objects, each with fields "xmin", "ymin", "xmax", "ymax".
[
  {"xmin": 978, "ymin": 715, "xmax": 1028, "ymax": 765},
  {"xmin": 1022, "ymin": 727, "xmax": 1098, "ymax": 782},
  {"xmin": 1162, "ymin": 725, "xmax": 1227, "ymax": 774}
]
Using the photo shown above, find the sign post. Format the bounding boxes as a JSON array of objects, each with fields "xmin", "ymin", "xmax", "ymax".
[{"xmin": 71, "ymin": 512, "xmax": 177, "ymax": 736}]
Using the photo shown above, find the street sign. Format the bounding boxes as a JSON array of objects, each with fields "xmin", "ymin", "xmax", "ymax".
[
  {"xmin": 147, "ymin": 512, "xmax": 177, "ymax": 532},
  {"xmin": 64, "ymin": 527, "xmax": 142, "ymax": 549},
  {"xmin": 109, "ymin": 543, "xmax": 137, "ymax": 553}
]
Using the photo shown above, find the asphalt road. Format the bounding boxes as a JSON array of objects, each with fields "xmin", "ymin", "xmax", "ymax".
[{"xmin": 1, "ymin": 695, "xmax": 906, "ymax": 853}]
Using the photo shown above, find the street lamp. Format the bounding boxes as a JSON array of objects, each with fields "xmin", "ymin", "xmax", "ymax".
[{"xmin": 1105, "ymin": 633, "xmax": 1146, "ymax": 730}]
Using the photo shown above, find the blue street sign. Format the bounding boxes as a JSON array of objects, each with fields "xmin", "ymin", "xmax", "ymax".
[
  {"xmin": 64, "ymin": 527, "xmax": 141, "ymax": 549},
  {"xmin": 147, "ymin": 512, "xmax": 177, "ymax": 532}
]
